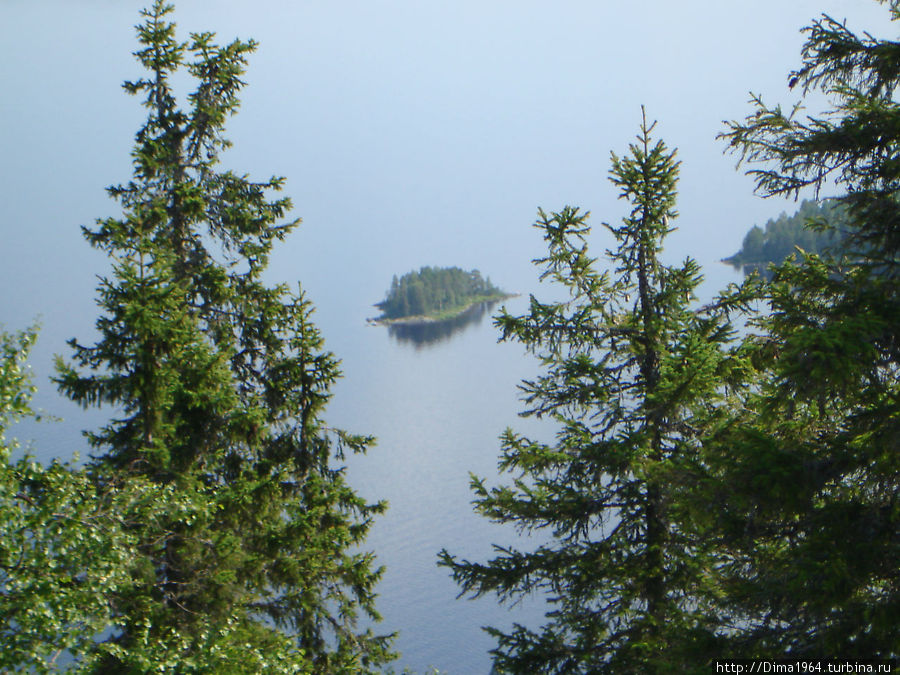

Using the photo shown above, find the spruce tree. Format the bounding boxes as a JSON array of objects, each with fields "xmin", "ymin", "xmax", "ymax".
[
  {"xmin": 440, "ymin": 112, "xmax": 749, "ymax": 673},
  {"xmin": 55, "ymin": 2, "xmax": 391, "ymax": 671},
  {"xmin": 714, "ymin": 0, "xmax": 900, "ymax": 658}
]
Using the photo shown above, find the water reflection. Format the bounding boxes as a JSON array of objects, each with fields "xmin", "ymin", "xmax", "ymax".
[
  {"xmin": 385, "ymin": 300, "xmax": 500, "ymax": 348},
  {"xmin": 728, "ymin": 261, "xmax": 775, "ymax": 280}
]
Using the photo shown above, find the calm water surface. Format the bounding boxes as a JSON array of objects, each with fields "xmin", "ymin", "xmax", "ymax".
[
  {"xmin": 6, "ymin": 256, "xmax": 743, "ymax": 674},
  {"xmin": 330, "ymin": 261, "xmax": 744, "ymax": 673}
]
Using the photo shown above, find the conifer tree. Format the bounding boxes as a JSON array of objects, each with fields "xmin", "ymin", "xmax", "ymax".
[
  {"xmin": 714, "ymin": 0, "xmax": 900, "ymax": 658},
  {"xmin": 440, "ymin": 112, "xmax": 749, "ymax": 673},
  {"xmin": 1, "ymin": 328, "xmax": 307, "ymax": 673},
  {"xmin": 55, "ymin": 2, "xmax": 391, "ymax": 671}
]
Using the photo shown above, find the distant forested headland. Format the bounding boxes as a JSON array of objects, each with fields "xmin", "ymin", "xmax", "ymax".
[
  {"xmin": 724, "ymin": 199, "xmax": 848, "ymax": 268},
  {"xmin": 372, "ymin": 266, "xmax": 511, "ymax": 323}
]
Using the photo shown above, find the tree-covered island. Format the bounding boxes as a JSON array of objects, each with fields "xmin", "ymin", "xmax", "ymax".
[{"xmin": 372, "ymin": 266, "xmax": 512, "ymax": 324}]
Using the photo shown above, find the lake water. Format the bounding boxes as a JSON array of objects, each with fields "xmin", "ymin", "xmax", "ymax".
[
  {"xmin": 5, "ymin": 251, "xmax": 742, "ymax": 674},
  {"xmin": 338, "ymin": 294, "xmax": 551, "ymax": 672},
  {"xmin": 332, "ymin": 260, "xmax": 745, "ymax": 673}
]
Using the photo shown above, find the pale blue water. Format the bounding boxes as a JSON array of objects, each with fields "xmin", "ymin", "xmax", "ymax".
[{"xmin": 4, "ymin": 244, "xmax": 742, "ymax": 673}]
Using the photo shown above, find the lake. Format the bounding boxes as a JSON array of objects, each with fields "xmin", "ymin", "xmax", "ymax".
[
  {"xmin": 331, "ymin": 259, "xmax": 745, "ymax": 673},
  {"xmin": 5, "ymin": 239, "xmax": 743, "ymax": 673}
]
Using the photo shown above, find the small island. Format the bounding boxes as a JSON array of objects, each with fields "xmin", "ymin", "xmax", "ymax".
[{"xmin": 370, "ymin": 266, "xmax": 514, "ymax": 325}]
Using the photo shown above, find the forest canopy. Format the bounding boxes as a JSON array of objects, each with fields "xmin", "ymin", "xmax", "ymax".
[
  {"xmin": 724, "ymin": 199, "xmax": 848, "ymax": 266},
  {"xmin": 374, "ymin": 266, "xmax": 507, "ymax": 321}
]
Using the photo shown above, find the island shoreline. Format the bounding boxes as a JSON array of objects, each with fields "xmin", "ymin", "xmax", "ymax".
[{"xmin": 367, "ymin": 293, "xmax": 519, "ymax": 327}]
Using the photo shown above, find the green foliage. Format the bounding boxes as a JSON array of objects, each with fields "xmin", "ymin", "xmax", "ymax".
[
  {"xmin": 376, "ymin": 266, "xmax": 506, "ymax": 320},
  {"xmin": 0, "ymin": 326, "xmax": 37, "ymax": 434},
  {"xmin": 439, "ymin": 112, "xmax": 753, "ymax": 673},
  {"xmin": 716, "ymin": 0, "xmax": 900, "ymax": 658},
  {"xmin": 724, "ymin": 199, "xmax": 848, "ymax": 267},
  {"xmin": 1, "ymin": 454, "xmax": 306, "ymax": 673},
  {"xmin": 0, "ymin": 326, "xmax": 130, "ymax": 673},
  {"xmin": 44, "ymin": 2, "xmax": 392, "ymax": 671}
]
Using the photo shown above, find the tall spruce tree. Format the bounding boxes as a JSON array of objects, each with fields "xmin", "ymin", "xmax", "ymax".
[
  {"xmin": 714, "ymin": 0, "xmax": 900, "ymax": 658},
  {"xmin": 55, "ymin": 2, "xmax": 392, "ymax": 671},
  {"xmin": 439, "ymin": 112, "xmax": 750, "ymax": 673}
]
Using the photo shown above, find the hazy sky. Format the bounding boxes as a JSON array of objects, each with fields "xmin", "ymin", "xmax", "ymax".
[{"xmin": 1, "ymin": 0, "xmax": 896, "ymax": 334}]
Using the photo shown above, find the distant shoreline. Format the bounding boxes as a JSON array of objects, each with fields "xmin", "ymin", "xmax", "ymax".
[
  {"xmin": 367, "ymin": 293, "xmax": 518, "ymax": 327},
  {"xmin": 719, "ymin": 257, "xmax": 771, "ymax": 272}
]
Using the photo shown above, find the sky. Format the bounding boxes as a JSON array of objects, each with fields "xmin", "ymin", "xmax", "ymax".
[
  {"xmin": 2, "ymin": 2, "xmax": 895, "ymax": 311},
  {"xmin": 1, "ymin": 0, "xmax": 896, "ymax": 390}
]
